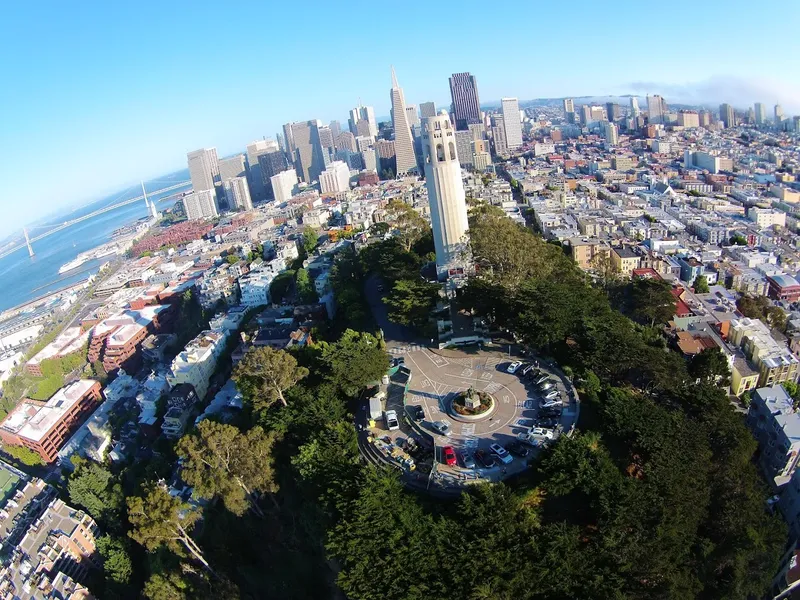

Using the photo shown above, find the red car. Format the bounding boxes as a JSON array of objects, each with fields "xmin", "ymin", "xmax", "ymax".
[{"xmin": 442, "ymin": 446, "xmax": 457, "ymax": 466}]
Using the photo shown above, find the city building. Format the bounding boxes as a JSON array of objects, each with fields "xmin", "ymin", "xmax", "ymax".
[
  {"xmin": 449, "ymin": 72, "xmax": 481, "ymax": 130},
  {"xmin": 422, "ymin": 111, "xmax": 470, "ymax": 278},
  {"xmin": 319, "ymin": 161, "xmax": 351, "ymax": 194},
  {"xmin": 187, "ymin": 147, "xmax": 220, "ymax": 192},
  {"xmin": 719, "ymin": 103, "xmax": 736, "ymax": 128},
  {"xmin": 285, "ymin": 120, "xmax": 325, "ymax": 183},
  {"xmin": 0, "ymin": 380, "xmax": 103, "ymax": 463},
  {"xmin": 677, "ymin": 110, "xmax": 700, "ymax": 128},
  {"xmin": 563, "ymin": 98, "xmax": 574, "ymax": 113},
  {"xmin": 270, "ymin": 169, "xmax": 299, "ymax": 203},
  {"xmin": 222, "ymin": 176, "xmax": 253, "ymax": 211},
  {"xmin": 729, "ymin": 318, "xmax": 800, "ymax": 386},
  {"xmin": 606, "ymin": 102, "xmax": 621, "ymax": 121},
  {"xmin": 775, "ymin": 104, "xmax": 784, "ymax": 124},
  {"xmin": 767, "ymin": 274, "xmax": 800, "ymax": 302},
  {"xmin": 166, "ymin": 330, "xmax": 227, "ymax": 400},
  {"xmin": 755, "ymin": 102, "xmax": 766, "ymax": 125},
  {"xmin": 647, "ymin": 95, "xmax": 665, "ymax": 124},
  {"xmin": 604, "ymin": 122, "xmax": 619, "ymax": 146},
  {"xmin": 183, "ymin": 189, "xmax": 219, "ymax": 220},
  {"xmin": 390, "ymin": 67, "xmax": 418, "ymax": 177},
  {"xmin": 257, "ymin": 150, "xmax": 289, "ymax": 198},
  {"xmin": 630, "ymin": 97, "xmax": 640, "ymax": 117},
  {"xmin": 348, "ymin": 104, "xmax": 378, "ymax": 138},
  {"xmin": 419, "ymin": 102, "xmax": 437, "ymax": 119},
  {"xmin": 219, "ymin": 155, "xmax": 247, "ymax": 182},
  {"xmin": 611, "ymin": 246, "xmax": 640, "ymax": 275},
  {"xmin": 405, "ymin": 105, "xmax": 420, "ymax": 129},
  {"xmin": 501, "ymin": 97, "xmax": 523, "ymax": 149},
  {"xmin": 748, "ymin": 207, "xmax": 786, "ymax": 229},
  {"xmin": 246, "ymin": 139, "xmax": 280, "ymax": 202},
  {"xmin": 579, "ymin": 105, "xmax": 592, "ymax": 125}
]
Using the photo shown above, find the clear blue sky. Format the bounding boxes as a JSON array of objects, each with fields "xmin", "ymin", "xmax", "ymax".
[{"xmin": 1, "ymin": 0, "xmax": 798, "ymax": 236}]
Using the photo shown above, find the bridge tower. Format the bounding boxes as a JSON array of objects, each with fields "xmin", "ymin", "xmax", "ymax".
[{"xmin": 23, "ymin": 228, "xmax": 34, "ymax": 257}]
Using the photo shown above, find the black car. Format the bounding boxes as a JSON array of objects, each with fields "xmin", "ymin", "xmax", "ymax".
[
  {"xmin": 535, "ymin": 417, "xmax": 559, "ymax": 429},
  {"xmin": 506, "ymin": 440, "xmax": 530, "ymax": 458},
  {"xmin": 519, "ymin": 364, "xmax": 534, "ymax": 377},
  {"xmin": 475, "ymin": 449, "xmax": 496, "ymax": 468},
  {"xmin": 410, "ymin": 405, "xmax": 425, "ymax": 422},
  {"xmin": 525, "ymin": 368, "xmax": 541, "ymax": 380},
  {"xmin": 539, "ymin": 407, "xmax": 562, "ymax": 419}
]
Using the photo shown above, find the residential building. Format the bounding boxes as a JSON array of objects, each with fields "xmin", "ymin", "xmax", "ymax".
[
  {"xmin": 239, "ymin": 270, "xmax": 274, "ymax": 307},
  {"xmin": 449, "ymin": 72, "xmax": 481, "ymax": 130},
  {"xmin": 501, "ymin": 97, "xmax": 522, "ymax": 149},
  {"xmin": 748, "ymin": 207, "xmax": 786, "ymax": 228},
  {"xmin": 319, "ymin": 161, "xmax": 350, "ymax": 195},
  {"xmin": 162, "ymin": 383, "xmax": 199, "ymax": 439},
  {"xmin": 183, "ymin": 189, "xmax": 219, "ymax": 220},
  {"xmin": 187, "ymin": 147, "xmax": 219, "ymax": 192},
  {"xmin": 166, "ymin": 330, "xmax": 227, "ymax": 400},
  {"xmin": 611, "ymin": 246, "xmax": 640, "ymax": 276},
  {"xmin": 455, "ymin": 130, "xmax": 474, "ymax": 169},
  {"xmin": 568, "ymin": 238, "xmax": 610, "ymax": 270},
  {"xmin": 729, "ymin": 318, "xmax": 800, "ymax": 386},
  {"xmin": 0, "ymin": 380, "xmax": 103, "ymax": 463},
  {"xmin": 678, "ymin": 110, "xmax": 700, "ymax": 128},
  {"xmin": 423, "ymin": 112, "xmax": 470, "ymax": 279},
  {"xmin": 390, "ymin": 67, "xmax": 418, "ymax": 176},
  {"xmin": 767, "ymin": 274, "xmax": 800, "ymax": 302},
  {"xmin": 271, "ymin": 169, "xmax": 299, "ymax": 203},
  {"xmin": 563, "ymin": 98, "xmax": 574, "ymax": 114},
  {"xmin": 491, "ymin": 114, "xmax": 508, "ymax": 156},
  {"xmin": 222, "ymin": 176, "xmax": 253, "ymax": 211}
]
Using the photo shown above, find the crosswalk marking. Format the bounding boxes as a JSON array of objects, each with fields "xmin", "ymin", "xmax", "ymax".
[{"xmin": 388, "ymin": 344, "xmax": 425, "ymax": 355}]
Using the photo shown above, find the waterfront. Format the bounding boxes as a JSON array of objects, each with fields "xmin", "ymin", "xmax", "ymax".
[{"xmin": 0, "ymin": 172, "xmax": 190, "ymax": 313}]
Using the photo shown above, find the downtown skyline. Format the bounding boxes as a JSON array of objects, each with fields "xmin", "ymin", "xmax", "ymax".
[{"xmin": 2, "ymin": 0, "xmax": 800, "ymax": 237}]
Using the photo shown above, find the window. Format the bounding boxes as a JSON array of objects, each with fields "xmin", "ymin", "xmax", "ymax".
[
  {"xmin": 436, "ymin": 144, "xmax": 444, "ymax": 161},
  {"xmin": 449, "ymin": 142, "xmax": 456, "ymax": 160}
]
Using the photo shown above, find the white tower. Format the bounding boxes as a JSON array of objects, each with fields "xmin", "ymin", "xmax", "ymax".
[{"xmin": 423, "ymin": 111, "xmax": 470, "ymax": 279}]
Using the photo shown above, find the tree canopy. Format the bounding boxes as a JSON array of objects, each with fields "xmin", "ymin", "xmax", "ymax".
[
  {"xmin": 233, "ymin": 346, "xmax": 309, "ymax": 410},
  {"xmin": 320, "ymin": 329, "xmax": 389, "ymax": 396}
]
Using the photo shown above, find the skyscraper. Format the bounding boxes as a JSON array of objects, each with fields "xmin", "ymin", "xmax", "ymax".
[
  {"xmin": 222, "ymin": 177, "xmax": 253, "ymax": 211},
  {"xmin": 775, "ymin": 104, "xmax": 784, "ymax": 123},
  {"xmin": 501, "ymin": 97, "xmax": 523, "ymax": 149},
  {"xmin": 286, "ymin": 121, "xmax": 326, "ymax": 183},
  {"xmin": 719, "ymin": 103, "xmax": 736, "ymax": 128},
  {"xmin": 348, "ymin": 104, "xmax": 378, "ymax": 138},
  {"xmin": 257, "ymin": 150, "xmax": 289, "ymax": 199},
  {"xmin": 319, "ymin": 161, "xmax": 351, "ymax": 195},
  {"xmin": 420, "ymin": 102, "xmax": 437, "ymax": 119},
  {"xmin": 270, "ymin": 169, "xmax": 299, "ymax": 204},
  {"xmin": 606, "ymin": 102, "xmax": 621, "ymax": 122},
  {"xmin": 405, "ymin": 105, "xmax": 420, "ymax": 129},
  {"xmin": 491, "ymin": 114, "xmax": 508, "ymax": 156},
  {"xmin": 647, "ymin": 95, "xmax": 665, "ymax": 124},
  {"xmin": 219, "ymin": 155, "xmax": 247, "ymax": 182},
  {"xmin": 329, "ymin": 120, "xmax": 342, "ymax": 141},
  {"xmin": 449, "ymin": 72, "xmax": 481, "ymax": 130},
  {"xmin": 455, "ymin": 130, "xmax": 474, "ymax": 169},
  {"xmin": 246, "ymin": 139, "xmax": 280, "ymax": 202},
  {"xmin": 604, "ymin": 122, "xmax": 619, "ymax": 146},
  {"xmin": 183, "ymin": 189, "xmax": 218, "ymax": 220},
  {"xmin": 187, "ymin": 148, "xmax": 219, "ymax": 192},
  {"xmin": 754, "ymin": 103, "xmax": 766, "ymax": 125},
  {"xmin": 579, "ymin": 105, "xmax": 592, "ymax": 126},
  {"xmin": 630, "ymin": 97, "xmax": 640, "ymax": 118},
  {"xmin": 563, "ymin": 98, "xmax": 574, "ymax": 113},
  {"xmin": 390, "ymin": 67, "xmax": 418, "ymax": 177},
  {"xmin": 422, "ymin": 111, "xmax": 470, "ymax": 277}
]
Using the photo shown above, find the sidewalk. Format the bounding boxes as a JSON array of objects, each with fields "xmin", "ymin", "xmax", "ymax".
[{"xmin": 428, "ymin": 341, "xmax": 516, "ymax": 359}]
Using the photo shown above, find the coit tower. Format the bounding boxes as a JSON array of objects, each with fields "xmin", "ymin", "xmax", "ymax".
[{"xmin": 423, "ymin": 110, "xmax": 469, "ymax": 278}]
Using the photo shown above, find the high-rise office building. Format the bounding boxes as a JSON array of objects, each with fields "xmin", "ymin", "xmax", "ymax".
[
  {"xmin": 719, "ymin": 103, "xmax": 736, "ymax": 128},
  {"xmin": 604, "ymin": 122, "xmax": 619, "ymax": 146},
  {"xmin": 630, "ymin": 97, "xmax": 640, "ymax": 117},
  {"xmin": 449, "ymin": 72, "xmax": 481, "ymax": 130},
  {"xmin": 606, "ymin": 102, "xmax": 621, "ymax": 122},
  {"xmin": 775, "ymin": 104, "xmax": 784, "ymax": 124},
  {"xmin": 677, "ymin": 111, "xmax": 700, "ymax": 128},
  {"xmin": 329, "ymin": 120, "xmax": 342, "ymax": 141},
  {"xmin": 563, "ymin": 98, "xmax": 574, "ymax": 113},
  {"xmin": 222, "ymin": 176, "xmax": 253, "ymax": 211},
  {"xmin": 755, "ymin": 103, "xmax": 767, "ymax": 125},
  {"xmin": 336, "ymin": 131, "xmax": 357, "ymax": 153},
  {"xmin": 286, "ymin": 121, "xmax": 326, "ymax": 183},
  {"xmin": 491, "ymin": 114, "xmax": 508, "ymax": 156},
  {"xmin": 270, "ymin": 169, "xmax": 299, "ymax": 204},
  {"xmin": 187, "ymin": 148, "xmax": 219, "ymax": 192},
  {"xmin": 219, "ymin": 155, "xmax": 247, "ymax": 182},
  {"xmin": 406, "ymin": 105, "xmax": 420, "ymax": 129},
  {"xmin": 590, "ymin": 106, "xmax": 606, "ymax": 122},
  {"xmin": 422, "ymin": 111, "xmax": 470, "ymax": 277},
  {"xmin": 647, "ymin": 95, "xmax": 665, "ymax": 124},
  {"xmin": 455, "ymin": 130, "xmax": 474, "ymax": 169},
  {"xmin": 420, "ymin": 102, "xmax": 437, "ymax": 119},
  {"xmin": 501, "ymin": 97, "xmax": 523, "ymax": 149},
  {"xmin": 318, "ymin": 125, "xmax": 335, "ymax": 151},
  {"xmin": 257, "ymin": 150, "xmax": 288, "ymax": 199},
  {"xmin": 183, "ymin": 189, "xmax": 218, "ymax": 220},
  {"xmin": 246, "ymin": 139, "xmax": 280, "ymax": 202},
  {"xmin": 348, "ymin": 104, "xmax": 378, "ymax": 138},
  {"xmin": 390, "ymin": 67, "xmax": 418, "ymax": 177},
  {"xmin": 580, "ymin": 105, "xmax": 592, "ymax": 125},
  {"xmin": 319, "ymin": 161, "xmax": 351, "ymax": 195}
]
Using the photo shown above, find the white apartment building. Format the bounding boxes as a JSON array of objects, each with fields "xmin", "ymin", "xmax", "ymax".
[
  {"xmin": 604, "ymin": 122, "xmax": 619, "ymax": 146},
  {"xmin": 166, "ymin": 330, "xmax": 227, "ymax": 400},
  {"xmin": 239, "ymin": 271, "xmax": 275, "ymax": 307},
  {"xmin": 319, "ymin": 161, "xmax": 351, "ymax": 195},
  {"xmin": 222, "ymin": 176, "xmax": 253, "ymax": 211},
  {"xmin": 748, "ymin": 207, "xmax": 786, "ymax": 228},
  {"xmin": 500, "ymin": 97, "xmax": 523, "ymax": 149},
  {"xmin": 183, "ymin": 189, "xmax": 218, "ymax": 220},
  {"xmin": 271, "ymin": 169, "xmax": 299, "ymax": 204}
]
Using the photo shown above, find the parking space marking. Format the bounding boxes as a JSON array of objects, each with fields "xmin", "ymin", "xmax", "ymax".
[
  {"xmin": 461, "ymin": 368, "xmax": 474, "ymax": 378},
  {"xmin": 489, "ymin": 421, "xmax": 500, "ymax": 429},
  {"xmin": 484, "ymin": 382, "xmax": 503, "ymax": 393},
  {"xmin": 480, "ymin": 372, "xmax": 493, "ymax": 381}
]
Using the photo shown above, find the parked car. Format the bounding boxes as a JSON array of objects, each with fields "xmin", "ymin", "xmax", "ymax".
[
  {"xmin": 506, "ymin": 361, "xmax": 523, "ymax": 374},
  {"xmin": 431, "ymin": 421, "xmax": 452, "ymax": 436},
  {"xmin": 507, "ymin": 440, "xmax": 530, "ymax": 458},
  {"xmin": 540, "ymin": 400, "xmax": 561, "ymax": 410},
  {"xmin": 385, "ymin": 410, "xmax": 400, "ymax": 431},
  {"xmin": 520, "ymin": 364, "xmax": 534, "ymax": 377},
  {"xmin": 475, "ymin": 449, "xmax": 496, "ymax": 468},
  {"xmin": 533, "ymin": 374, "xmax": 550, "ymax": 385},
  {"xmin": 490, "ymin": 443, "xmax": 513, "ymax": 464},
  {"xmin": 539, "ymin": 407, "xmax": 563, "ymax": 418},
  {"xmin": 410, "ymin": 405, "xmax": 425, "ymax": 422},
  {"xmin": 535, "ymin": 417, "xmax": 559, "ymax": 429},
  {"xmin": 530, "ymin": 427, "xmax": 555, "ymax": 440},
  {"xmin": 537, "ymin": 381, "xmax": 555, "ymax": 392},
  {"xmin": 460, "ymin": 451, "xmax": 476, "ymax": 469},
  {"xmin": 442, "ymin": 446, "xmax": 457, "ymax": 466},
  {"xmin": 543, "ymin": 389, "xmax": 560, "ymax": 400}
]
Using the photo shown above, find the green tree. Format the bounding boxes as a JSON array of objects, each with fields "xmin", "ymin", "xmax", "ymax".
[
  {"xmin": 688, "ymin": 347, "xmax": 731, "ymax": 386},
  {"xmin": 693, "ymin": 274, "xmax": 710, "ymax": 293},
  {"xmin": 269, "ymin": 270, "xmax": 295, "ymax": 304},
  {"xmin": 225, "ymin": 254, "xmax": 240, "ymax": 264},
  {"xmin": 3, "ymin": 445, "xmax": 44, "ymax": 466},
  {"xmin": 629, "ymin": 278, "xmax": 676, "ymax": 326},
  {"xmin": 321, "ymin": 329, "xmax": 389, "ymax": 396},
  {"xmin": 176, "ymin": 421, "xmax": 280, "ymax": 517},
  {"xmin": 386, "ymin": 199, "xmax": 429, "ymax": 252},
  {"xmin": 97, "ymin": 535, "xmax": 133, "ymax": 585},
  {"xmin": 68, "ymin": 459, "xmax": 124, "ymax": 525},
  {"xmin": 729, "ymin": 233, "xmax": 748, "ymax": 246},
  {"xmin": 302, "ymin": 228, "xmax": 319, "ymax": 254},
  {"xmin": 384, "ymin": 278, "xmax": 439, "ymax": 331},
  {"xmin": 233, "ymin": 346, "xmax": 309, "ymax": 409},
  {"xmin": 127, "ymin": 483, "xmax": 212, "ymax": 574},
  {"xmin": 295, "ymin": 268, "xmax": 319, "ymax": 304}
]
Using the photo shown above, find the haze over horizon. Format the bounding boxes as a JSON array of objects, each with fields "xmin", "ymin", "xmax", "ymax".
[{"xmin": 2, "ymin": 0, "xmax": 798, "ymax": 238}]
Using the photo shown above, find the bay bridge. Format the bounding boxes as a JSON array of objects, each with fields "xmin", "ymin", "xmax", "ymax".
[{"xmin": 1, "ymin": 181, "xmax": 191, "ymax": 261}]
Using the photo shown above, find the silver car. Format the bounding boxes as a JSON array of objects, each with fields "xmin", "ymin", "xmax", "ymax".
[{"xmin": 431, "ymin": 421, "xmax": 452, "ymax": 436}]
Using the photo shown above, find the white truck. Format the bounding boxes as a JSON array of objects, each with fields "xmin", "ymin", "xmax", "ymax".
[{"xmin": 369, "ymin": 396, "xmax": 383, "ymax": 420}]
